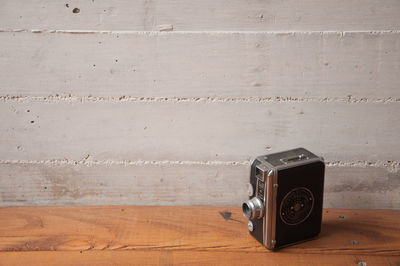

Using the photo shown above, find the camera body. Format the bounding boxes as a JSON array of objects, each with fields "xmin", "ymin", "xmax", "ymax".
[{"xmin": 242, "ymin": 148, "xmax": 325, "ymax": 250}]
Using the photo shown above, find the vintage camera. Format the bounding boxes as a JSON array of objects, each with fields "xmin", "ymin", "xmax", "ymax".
[{"xmin": 242, "ymin": 148, "xmax": 325, "ymax": 250}]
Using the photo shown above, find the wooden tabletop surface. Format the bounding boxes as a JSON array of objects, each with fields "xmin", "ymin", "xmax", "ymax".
[{"xmin": 0, "ymin": 206, "xmax": 399, "ymax": 265}]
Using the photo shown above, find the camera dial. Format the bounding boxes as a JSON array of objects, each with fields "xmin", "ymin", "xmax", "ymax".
[{"xmin": 280, "ymin": 187, "xmax": 314, "ymax": 225}]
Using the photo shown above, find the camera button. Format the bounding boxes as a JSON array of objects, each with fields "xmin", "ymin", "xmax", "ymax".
[
  {"xmin": 247, "ymin": 183, "xmax": 254, "ymax": 197},
  {"xmin": 248, "ymin": 221, "xmax": 254, "ymax": 232}
]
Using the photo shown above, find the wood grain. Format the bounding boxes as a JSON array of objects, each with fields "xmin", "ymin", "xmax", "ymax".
[
  {"xmin": 0, "ymin": 0, "xmax": 399, "ymax": 31},
  {"xmin": 0, "ymin": 163, "xmax": 399, "ymax": 208},
  {"xmin": 0, "ymin": 32, "xmax": 399, "ymax": 98},
  {"xmin": 0, "ymin": 251, "xmax": 398, "ymax": 266},
  {"xmin": 0, "ymin": 207, "xmax": 398, "ymax": 265}
]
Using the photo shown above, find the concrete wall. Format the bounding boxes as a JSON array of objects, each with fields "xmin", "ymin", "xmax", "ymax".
[{"xmin": 0, "ymin": 0, "xmax": 399, "ymax": 208}]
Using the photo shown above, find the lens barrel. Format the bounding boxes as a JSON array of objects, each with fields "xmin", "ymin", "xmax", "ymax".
[{"xmin": 242, "ymin": 197, "xmax": 264, "ymax": 219}]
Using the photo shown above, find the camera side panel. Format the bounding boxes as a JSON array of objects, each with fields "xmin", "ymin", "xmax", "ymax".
[
  {"xmin": 274, "ymin": 160, "xmax": 325, "ymax": 249},
  {"xmin": 248, "ymin": 159, "xmax": 264, "ymax": 245}
]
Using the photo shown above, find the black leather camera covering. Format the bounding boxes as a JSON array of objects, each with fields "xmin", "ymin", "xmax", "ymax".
[{"xmin": 274, "ymin": 161, "xmax": 325, "ymax": 248}]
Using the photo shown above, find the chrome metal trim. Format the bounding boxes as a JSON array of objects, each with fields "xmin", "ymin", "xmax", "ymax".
[
  {"xmin": 270, "ymin": 170, "xmax": 277, "ymax": 249},
  {"xmin": 275, "ymin": 157, "xmax": 323, "ymax": 172},
  {"xmin": 263, "ymin": 166, "xmax": 277, "ymax": 249},
  {"xmin": 263, "ymin": 168, "xmax": 272, "ymax": 248},
  {"xmin": 262, "ymin": 167, "xmax": 267, "ymax": 243},
  {"xmin": 280, "ymin": 154, "xmax": 308, "ymax": 164},
  {"xmin": 254, "ymin": 159, "xmax": 275, "ymax": 249},
  {"xmin": 318, "ymin": 156, "xmax": 325, "ymax": 228}
]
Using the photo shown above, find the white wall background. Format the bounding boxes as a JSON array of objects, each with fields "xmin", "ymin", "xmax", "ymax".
[{"xmin": 0, "ymin": 0, "xmax": 399, "ymax": 208}]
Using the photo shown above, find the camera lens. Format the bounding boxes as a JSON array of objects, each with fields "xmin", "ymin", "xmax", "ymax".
[
  {"xmin": 242, "ymin": 203, "xmax": 251, "ymax": 218},
  {"xmin": 242, "ymin": 197, "xmax": 264, "ymax": 219}
]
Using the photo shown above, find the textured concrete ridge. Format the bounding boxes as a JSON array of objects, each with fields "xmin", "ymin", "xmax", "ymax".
[
  {"xmin": 0, "ymin": 159, "xmax": 399, "ymax": 172},
  {"xmin": 0, "ymin": 95, "xmax": 399, "ymax": 104},
  {"xmin": 1, "ymin": 29, "xmax": 400, "ymax": 35}
]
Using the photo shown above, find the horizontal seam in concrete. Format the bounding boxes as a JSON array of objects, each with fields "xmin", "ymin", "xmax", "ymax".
[
  {"xmin": 326, "ymin": 161, "xmax": 400, "ymax": 172},
  {"xmin": 1, "ymin": 29, "xmax": 400, "ymax": 35},
  {"xmin": 0, "ymin": 159, "xmax": 250, "ymax": 166},
  {"xmin": 0, "ymin": 95, "xmax": 398, "ymax": 104},
  {"xmin": 0, "ymin": 159, "xmax": 398, "ymax": 172}
]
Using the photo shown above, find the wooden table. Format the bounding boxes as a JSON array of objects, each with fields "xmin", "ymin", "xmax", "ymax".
[{"xmin": 0, "ymin": 207, "xmax": 399, "ymax": 265}]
